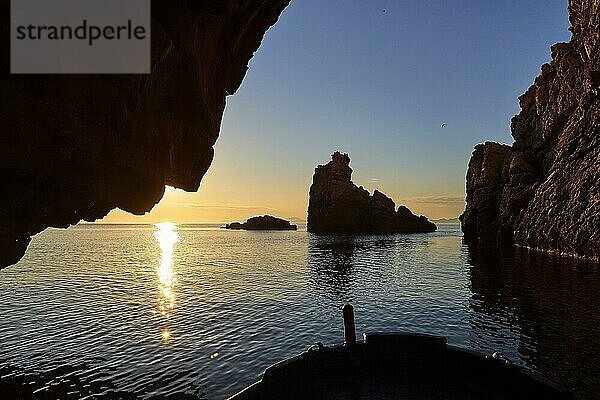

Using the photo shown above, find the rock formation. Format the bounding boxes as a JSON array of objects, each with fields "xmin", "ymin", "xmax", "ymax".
[
  {"xmin": 307, "ymin": 152, "xmax": 436, "ymax": 234},
  {"xmin": 224, "ymin": 215, "xmax": 297, "ymax": 230},
  {"xmin": 0, "ymin": 0, "xmax": 290, "ymax": 268},
  {"xmin": 461, "ymin": 0, "xmax": 599, "ymax": 260}
]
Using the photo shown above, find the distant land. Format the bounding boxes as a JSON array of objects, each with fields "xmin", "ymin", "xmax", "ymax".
[{"xmin": 432, "ymin": 218, "xmax": 460, "ymax": 223}]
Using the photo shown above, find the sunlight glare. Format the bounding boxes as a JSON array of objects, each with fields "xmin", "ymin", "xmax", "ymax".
[
  {"xmin": 153, "ymin": 223, "xmax": 179, "ymax": 342},
  {"xmin": 154, "ymin": 223, "xmax": 178, "ymax": 287},
  {"xmin": 161, "ymin": 327, "xmax": 171, "ymax": 342}
]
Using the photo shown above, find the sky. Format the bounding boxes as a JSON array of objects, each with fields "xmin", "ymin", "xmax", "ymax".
[{"xmin": 102, "ymin": 0, "xmax": 571, "ymax": 224}]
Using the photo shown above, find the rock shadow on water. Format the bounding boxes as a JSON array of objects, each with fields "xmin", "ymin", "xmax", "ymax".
[
  {"xmin": 307, "ymin": 235, "xmax": 399, "ymax": 303},
  {"xmin": 465, "ymin": 243, "xmax": 600, "ymax": 400},
  {"xmin": 308, "ymin": 236, "xmax": 362, "ymax": 303}
]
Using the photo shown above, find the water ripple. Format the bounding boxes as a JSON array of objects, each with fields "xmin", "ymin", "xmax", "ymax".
[{"xmin": 0, "ymin": 223, "xmax": 599, "ymax": 399}]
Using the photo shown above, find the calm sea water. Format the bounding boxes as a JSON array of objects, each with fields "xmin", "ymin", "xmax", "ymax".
[{"xmin": 0, "ymin": 223, "xmax": 599, "ymax": 399}]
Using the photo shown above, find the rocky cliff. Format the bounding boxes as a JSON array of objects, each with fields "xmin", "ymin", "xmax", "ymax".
[
  {"xmin": 307, "ymin": 152, "xmax": 436, "ymax": 234},
  {"xmin": 461, "ymin": 0, "xmax": 599, "ymax": 260},
  {"xmin": 0, "ymin": 0, "xmax": 290, "ymax": 268}
]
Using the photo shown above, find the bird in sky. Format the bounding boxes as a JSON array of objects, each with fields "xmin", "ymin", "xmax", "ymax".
[{"xmin": 441, "ymin": 123, "xmax": 447, "ymax": 128}]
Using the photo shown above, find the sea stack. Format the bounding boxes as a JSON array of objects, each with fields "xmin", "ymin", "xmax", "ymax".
[
  {"xmin": 461, "ymin": 0, "xmax": 599, "ymax": 260},
  {"xmin": 307, "ymin": 152, "xmax": 436, "ymax": 234}
]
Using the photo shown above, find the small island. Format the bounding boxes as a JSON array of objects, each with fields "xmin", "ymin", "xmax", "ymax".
[{"xmin": 223, "ymin": 215, "xmax": 297, "ymax": 231}]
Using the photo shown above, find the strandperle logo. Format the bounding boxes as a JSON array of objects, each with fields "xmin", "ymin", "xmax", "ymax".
[
  {"xmin": 11, "ymin": 0, "xmax": 150, "ymax": 74},
  {"xmin": 15, "ymin": 19, "xmax": 147, "ymax": 47}
]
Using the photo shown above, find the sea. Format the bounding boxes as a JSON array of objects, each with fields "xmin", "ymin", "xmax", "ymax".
[{"xmin": 0, "ymin": 223, "xmax": 598, "ymax": 399}]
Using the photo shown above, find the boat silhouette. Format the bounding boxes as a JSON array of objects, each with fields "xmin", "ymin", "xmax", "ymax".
[{"xmin": 228, "ymin": 304, "xmax": 571, "ymax": 399}]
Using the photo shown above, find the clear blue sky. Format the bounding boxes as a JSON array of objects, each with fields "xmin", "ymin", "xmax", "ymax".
[{"xmin": 105, "ymin": 0, "xmax": 571, "ymax": 223}]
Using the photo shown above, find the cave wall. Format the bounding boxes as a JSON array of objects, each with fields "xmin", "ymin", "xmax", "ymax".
[
  {"xmin": 0, "ymin": 0, "xmax": 290, "ymax": 267},
  {"xmin": 461, "ymin": 0, "xmax": 599, "ymax": 260}
]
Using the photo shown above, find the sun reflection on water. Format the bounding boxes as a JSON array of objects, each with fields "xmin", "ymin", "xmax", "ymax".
[{"xmin": 153, "ymin": 223, "xmax": 179, "ymax": 343}]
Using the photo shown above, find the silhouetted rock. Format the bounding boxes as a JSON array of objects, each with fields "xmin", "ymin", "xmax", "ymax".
[
  {"xmin": 0, "ymin": 0, "xmax": 290, "ymax": 268},
  {"xmin": 224, "ymin": 215, "xmax": 297, "ymax": 230},
  {"xmin": 225, "ymin": 222, "xmax": 244, "ymax": 230},
  {"xmin": 461, "ymin": 0, "xmax": 599, "ymax": 260},
  {"xmin": 307, "ymin": 152, "xmax": 436, "ymax": 234}
]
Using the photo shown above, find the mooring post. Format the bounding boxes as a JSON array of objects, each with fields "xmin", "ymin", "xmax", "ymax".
[{"xmin": 342, "ymin": 303, "xmax": 356, "ymax": 346}]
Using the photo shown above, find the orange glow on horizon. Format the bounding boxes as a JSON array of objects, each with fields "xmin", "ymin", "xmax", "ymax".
[{"xmin": 99, "ymin": 185, "xmax": 463, "ymax": 224}]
